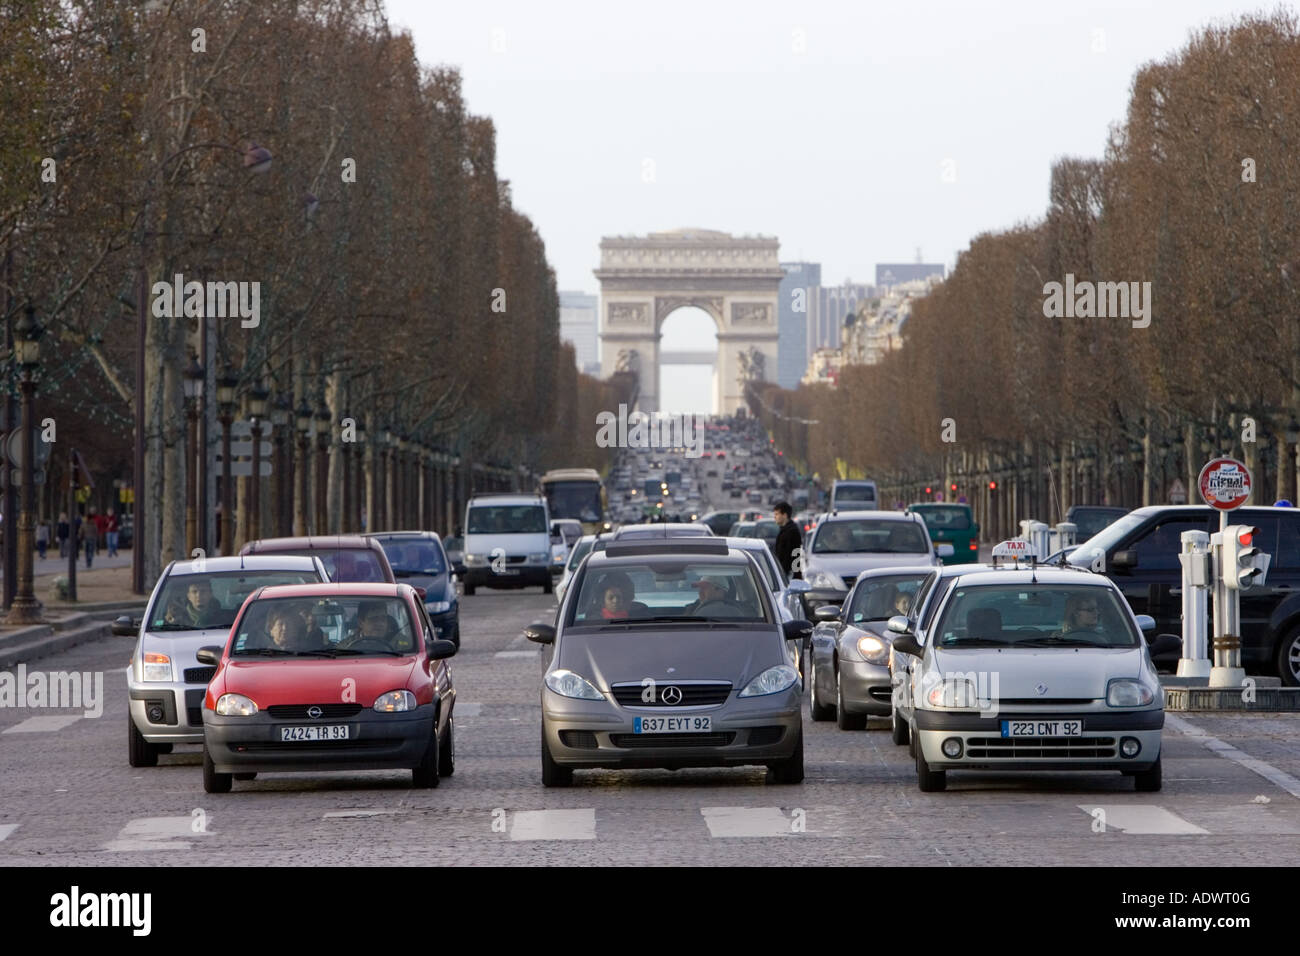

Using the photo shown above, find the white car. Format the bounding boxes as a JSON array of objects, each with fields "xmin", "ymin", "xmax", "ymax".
[
  {"xmin": 889, "ymin": 543, "xmax": 1173, "ymax": 792},
  {"xmin": 800, "ymin": 511, "xmax": 951, "ymax": 610}
]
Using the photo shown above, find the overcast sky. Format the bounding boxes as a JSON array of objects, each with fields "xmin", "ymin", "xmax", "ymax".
[{"xmin": 386, "ymin": 0, "xmax": 1272, "ymax": 411}]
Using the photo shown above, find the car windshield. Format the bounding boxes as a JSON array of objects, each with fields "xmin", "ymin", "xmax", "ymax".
[
  {"xmin": 1071, "ymin": 508, "xmax": 1129, "ymax": 539},
  {"xmin": 844, "ymin": 573, "xmax": 930, "ymax": 623},
  {"xmin": 375, "ymin": 538, "xmax": 445, "ymax": 575},
  {"xmin": 544, "ymin": 482, "xmax": 603, "ymax": 523},
  {"xmin": 149, "ymin": 570, "xmax": 322, "ymax": 631},
  {"xmin": 467, "ymin": 504, "xmax": 547, "ymax": 534},
  {"xmin": 231, "ymin": 595, "xmax": 418, "ymax": 657},
  {"xmin": 934, "ymin": 584, "xmax": 1138, "ymax": 648},
  {"xmin": 835, "ymin": 484, "xmax": 876, "ymax": 503},
  {"xmin": 915, "ymin": 506, "xmax": 972, "ymax": 531},
  {"xmin": 813, "ymin": 519, "xmax": 928, "ymax": 554},
  {"xmin": 1067, "ymin": 512, "xmax": 1150, "ymax": 567},
  {"xmin": 570, "ymin": 561, "xmax": 769, "ymax": 624}
]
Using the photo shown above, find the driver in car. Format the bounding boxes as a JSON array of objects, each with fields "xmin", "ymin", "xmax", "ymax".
[
  {"xmin": 340, "ymin": 600, "xmax": 413, "ymax": 651},
  {"xmin": 165, "ymin": 578, "xmax": 221, "ymax": 628},
  {"xmin": 1051, "ymin": 594, "xmax": 1103, "ymax": 639},
  {"xmin": 688, "ymin": 576, "xmax": 735, "ymax": 614}
]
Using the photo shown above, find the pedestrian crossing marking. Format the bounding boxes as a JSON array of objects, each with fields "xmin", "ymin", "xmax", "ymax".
[
  {"xmin": 104, "ymin": 815, "xmax": 209, "ymax": 851},
  {"xmin": 0, "ymin": 824, "xmax": 18, "ymax": 842},
  {"xmin": 2, "ymin": 715, "xmax": 81, "ymax": 734},
  {"xmin": 508, "ymin": 808, "xmax": 596, "ymax": 841},
  {"xmin": 701, "ymin": 806, "xmax": 794, "ymax": 837},
  {"xmin": 1077, "ymin": 805, "xmax": 1208, "ymax": 835}
]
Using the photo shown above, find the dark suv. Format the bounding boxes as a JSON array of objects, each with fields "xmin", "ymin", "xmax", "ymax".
[{"xmin": 1067, "ymin": 505, "xmax": 1300, "ymax": 683}]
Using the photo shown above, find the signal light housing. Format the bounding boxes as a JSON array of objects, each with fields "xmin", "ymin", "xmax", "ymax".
[{"xmin": 1222, "ymin": 524, "xmax": 1266, "ymax": 591}]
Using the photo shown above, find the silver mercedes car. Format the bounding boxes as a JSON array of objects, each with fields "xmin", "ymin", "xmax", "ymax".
[{"xmin": 527, "ymin": 538, "xmax": 812, "ymax": 786}]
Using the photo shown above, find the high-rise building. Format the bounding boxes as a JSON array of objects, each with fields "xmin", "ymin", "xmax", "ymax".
[
  {"xmin": 809, "ymin": 281, "xmax": 872, "ymax": 364},
  {"xmin": 559, "ymin": 290, "xmax": 601, "ymax": 376},
  {"xmin": 875, "ymin": 263, "xmax": 945, "ymax": 288},
  {"xmin": 777, "ymin": 262, "xmax": 820, "ymax": 389}
]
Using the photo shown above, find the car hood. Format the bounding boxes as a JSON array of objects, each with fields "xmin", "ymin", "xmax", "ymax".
[
  {"xmin": 807, "ymin": 553, "xmax": 935, "ymax": 578},
  {"xmin": 558, "ymin": 627, "xmax": 782, "ymax": 690},
  {"xmin": 217, "ymin": 656, "xmax": 417, "ymax": 705},
  {"xmin": 392, "ymin": 569, "xmax": 452, "ymax": 600},
  {"xmin": 141, "ymin": 627, "xmax": 235, "ymax": 667},
  {"xmin": 928, "ymin": 646, "xmax": 1144, "ymax": 699}
]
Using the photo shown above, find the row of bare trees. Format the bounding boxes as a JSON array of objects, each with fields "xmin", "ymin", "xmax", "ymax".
[
  {"xmin": 1, "ymin": 0, "xmax": 615, "ymax": 585},
  {"xmin": 753, "ymin": 10, "xmax": 1300, "ymax": 539}
]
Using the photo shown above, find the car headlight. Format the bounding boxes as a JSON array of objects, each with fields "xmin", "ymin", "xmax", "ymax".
[
  {"xmin": 856, "ymin": 634, "xmax": 890, "ymax": 665},
  {"xmin": 465, "ymin": 553, "xmax": 487, "ymax": 566},
  {"xmin": 545, "ymin": 669, "xmax": 606, "ymax": 700},
  {"xmin": 927, "ymin": 679, "xmax": 980, "ymax": 709},
  {"xmin": 373, "ymin": 690, "xmax": 418, "ymax": 712},
  {"xmin": 739, "ymin": 664, "xmax": 799, "ymax": 697},
  {"xmin": 806, "ymin": 569, "xmax": 843, "ymax": 591},
  {"xmin": 426, "ymin": 600, "xmax": 451, "ymax": 613},
  {"xmin": 1107, "ymin": 679, "xmax": 1154, "ymax": 707},
  {"xmin": 141, "ymin": 652, "xmax": 172, "ymax": 682},
  {"xmin": 529, "ymin": 552, "xmax": 550, "ymax": 564},
  {"xmin": 215, "ymin": 693, "xmax": 258, "ymax": 716}
]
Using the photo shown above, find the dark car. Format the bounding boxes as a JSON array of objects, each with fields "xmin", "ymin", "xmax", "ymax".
[
  {"xmin": 1068, "ymin": 505, "xmax": 1300, "ymax": 682},
  {"xmin": 1066, "ymin": 505, "xmax": 1130, "ymax": 541},
  {"xmin": 240, "ymin": 535, "xmax": 395, "ymax": 584},
  {"xmin": 366, "ymin": 531, "xmax": 460, "ymax": 646}
]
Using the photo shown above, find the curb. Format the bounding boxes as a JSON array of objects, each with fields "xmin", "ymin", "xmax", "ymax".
[{"xmin": 0, "ymin": 604, "xmax": 146, "ymax": 668}]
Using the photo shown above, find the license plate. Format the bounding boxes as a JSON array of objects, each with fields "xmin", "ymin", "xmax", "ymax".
[
  {"xmin": 1000, "ymin": 719, "xmax": 1083, "ymax": 737},
  {"xmin": 634, "ymin": 716, "xmax": 712, "ymax": 733},
  {"xmin": 280, "ymin": 725, "xmax": 350, "ymax": 741},
  {"xmin": 496, "ymin": 568, "xmax": 520, "ymax": 576}
]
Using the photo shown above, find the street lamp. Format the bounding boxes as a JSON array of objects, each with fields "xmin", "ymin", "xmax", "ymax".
[
  {"xmin": 183, "ymin": 351, "xmax": 205, "ymax": 556},
  {"xmin": 315, "ymin": 402, "xmax": 330, "ymax": 534},
  {"xmin": 5, "ymin": 305, "xmax": 45, "ymax": 624},
  {"xmin": 216, "ymin": 364, "xmax": 238, "ymax": 554},
  {"xmin": 246, "ymin": 379, "xmax": 269, "ymax": 542},
  {"xmin": 270, "ymin": 394, "xmax": 291, "ymax": 536},
  {"xmin": 356, "ymin": 417, "xmax": 368, "ymax": 532},
  {"xmin": 295, "ymin": 400, "xmax": 313, "ymax": 535}
]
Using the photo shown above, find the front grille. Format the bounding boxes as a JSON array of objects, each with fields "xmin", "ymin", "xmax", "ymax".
[
  {"xmin": 997, "ymin": 698, "xmax": 1092, "ymax": 706},
  {"xmin": 611, "ymin": 682, "xmax": 732, "ymax": 707},
  {"xmin": 184, "ymin": 666, "xmax": 216, "ymax": 684},
  {"xmin": 266, "ymin": 704, "xmax": 364, "ymax": 719},
  {"xmin": 187, "ymin": 707, "xmax": 203, "ymax": 726},
  {"xmin": 965, "ymin": 736, "xmax": 1117, "ymax": 759},
  {"xmin": 610, "ymin": 732, "xmax": 736, "ymax": 748},
  {"xmin": 232, "ymin": 740, "xmax": 393, "ymax": 753},
  {"xmin": 506, "ymin": 554, "xmax": 527, "ymax": 564},
  {"xmin": 559, "ymin": 730, "xmax": 599, "ymax": 749},
  {"xmin": 747, "ymin": 726, "xmax": 784, "ymax": 746}
]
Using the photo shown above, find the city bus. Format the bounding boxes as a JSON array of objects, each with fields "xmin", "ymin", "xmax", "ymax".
[{"xmin": 540, "ymin": 468, "xmax": 610, "ymax": 535}]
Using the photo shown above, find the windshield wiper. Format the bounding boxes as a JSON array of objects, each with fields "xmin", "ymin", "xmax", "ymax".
[
  {"xmin": 149, "ymin": 623, "xmax": 224, "ymax": 632},
  {"xmin": 940, "ymin": 637, "xmax": 1012, "ymax": 647},
  {"xmin": 1016, "ymin": 636, "xmax": 1110, "ymax": 647},
  {"xmin": 327, "ymin": 647, "xmax": 407, "ymax": 656},
  {"xmin": 234, "ymin": 647, "xmax": 295, "ymax": 656}
]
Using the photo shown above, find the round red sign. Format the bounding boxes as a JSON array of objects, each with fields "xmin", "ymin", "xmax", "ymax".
[{"xmin": 1197, "ymin": 457, "xmax": 1252, "ymax": 510}]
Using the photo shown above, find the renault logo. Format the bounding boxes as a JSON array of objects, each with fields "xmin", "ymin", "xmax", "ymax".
[
  {"xmin": 1035, "ymin": 683, "xmax": 1048, "ymax": 697},
  {"xmin": 660, "ymin": 686, "xmax": 683, "ymax": 706},
  {"xmin": 307, "ymin": 705, "xmax": 323, "ymax": 719}
]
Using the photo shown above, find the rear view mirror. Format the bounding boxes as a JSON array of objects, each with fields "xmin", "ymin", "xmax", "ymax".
[
  {"xmin": 425, "ymin": 639, "xmax": 457, "ymax": 660},
  {"xmin": 1111, "ymin": 550, "xmax": 1137, "ymax": 569},
  {"xmin": 783, "ymin": 620, "xmax": 812, "ymax": 642},
  {"xmin": 111, "ymin": 615, "xmax": 139, "ymax": 637},
  {"xmin": 936, "ymin": 543, "xmax": 955, "ymax": 558},
  {"xmin": 196, "ymin": 645, "xmax": 222, "ymax": 666},
  {"xmin": 886, "ymin": 615, "xmax": 911, "ymax": 634},
  {"xmin": 1148, "ymin": 633, "xmax": 1182, "ymax": 657},
  {"xmin": 787, "ymin": 579, "xmax": 811, "ymax": 593},
  {"xmin": 813, "ymin": 604, "xmax": 840, "ymax": 623}
]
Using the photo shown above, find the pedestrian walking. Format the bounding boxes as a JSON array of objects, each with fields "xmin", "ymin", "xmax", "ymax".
[
  {"xmin": 35, "ymin": 521, "xmax": 48, "ymax": 560},
  {"xmin": 106, "ymin": 509, "xmax": 120, "ymax": 557},
  {"xmin": 57, "ymin": 512, "xmax": 69, "ymax": 558}
]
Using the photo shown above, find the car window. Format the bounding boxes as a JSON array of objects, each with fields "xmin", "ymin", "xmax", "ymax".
[
  {"xmin": 920, "ymin": 575, "xmax": 959, "ymax": 631},
  {"xmin": 467, "ymin": 505, "xmax": 547, "ymax": 534},
  {"xmin": 915, "ymin": 507, "xmax": 971, "ymax": 531},
  {"xmin": 934, "ymin": 584, "xmax": 1137, "ymax": 647},
  {"xmin": 569, "ymin": 561, "xmax": 768, "ymax": 624},
  {"xmin": 231, "ymin": 595, "xmax": 417, "ymax": 656},
  {"xmin": 844, "ymin": 573, "xmax": 930, "ymax": 623},
  {"xmin": 1276, "ymin": 515, "xmax": 1300, "ymax": 570},
  {"xmin": 148, "ymin": 570, "xmax": 321, "ymax": 631},
  {"xmin": 1131, "ymin": 518, "xmax": 1209, "ymax": 571},
  {"xmin": 375, "ymin": 538, "xmax": 445, "ymax": 575},
  {"xmin": 812, "ymin": 519, "xmax": 928, "ymax": 554}
]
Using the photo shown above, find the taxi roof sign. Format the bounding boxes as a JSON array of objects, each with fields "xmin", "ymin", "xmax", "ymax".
[{"xmin": 991, "ymin": 539, "xmax": 1031, "ymax": 557}]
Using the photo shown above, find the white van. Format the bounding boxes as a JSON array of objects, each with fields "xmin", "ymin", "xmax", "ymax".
[
  {"xmin": 463, "ymin": 493, "xmax": 554, "ymax": 595},
  {"xmin": 831, "ymin": 479, "xmax": 878, "ymax": 511}
]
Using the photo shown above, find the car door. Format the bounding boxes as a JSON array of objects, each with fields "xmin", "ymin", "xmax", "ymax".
[
  {"xmin": 1111, "ymin": 511, "xmax": 1213, "ymax": 633},
  {"xmin": 414, "ymin": 598, "xmax": 453, "ymax": 718}
]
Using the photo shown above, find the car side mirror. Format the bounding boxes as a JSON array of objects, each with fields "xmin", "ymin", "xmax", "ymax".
[
  {"xmin": 425, "ymin": 638, "xmax": 458, "ymax": 660},
  {"xmin": 524, "ymin": 623, "xmax": 556, "ymax": 645},
  {"xmin": 1134, "ymin": 614, "xmax": 1156, "ymax": 632},
  {"xmin": 111, "ymin": 614, "xmax": 139, "ymax": 637},
  {"xmin": 891, "ymin": 632, "xmax": 922, "ymax": 657},
  {"xmin": 1148, "ymin": 633, "xmax": 1182, "ymax": 657},
  {"xmin": 886, "ymin": 614, "xmax": 911, "ymax": 634},
  {"xmin": 413, "ymin": 586, "xmax": 427, "ymax": 600},
  {"xmin": 783, "ymin": 620, "xmax": 812, "ymax": 642},
  {"xmin": 813, "ymin": 604, "xmax": 840, "ymax": 622},
  {"xmin": 1111, "ymin": 550, "xmax": 1138, "ymax": 569},
  {"xmin": 787, "ymin": 579, "xmax": 811, "ymax": 593},
  {"xmin": 196, "ymin": 646, "xmax": 222, "ymax": 666},
  {"xmin": 936, "ymin": 543, "xmax": 955, "ymax": 558}
]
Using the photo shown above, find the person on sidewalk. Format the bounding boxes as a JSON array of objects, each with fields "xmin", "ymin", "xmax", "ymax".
[
  {"xmin": 81, "ymin": 509, "xmax": 98, "ymax": 568},
  {"xmin": 35, "ymin": 521, "xmax": 48, "ymax": 560},
  {"xmin": 57, "ymin": 512, "xmax": 69, "ymax": 558},
  {"xmin": 89, "ymin": 507, "xmax": 107, "ymax": 557},
  {"xmin": 105, "ymin": 509, "xmax": 119, "ymax": 557}
]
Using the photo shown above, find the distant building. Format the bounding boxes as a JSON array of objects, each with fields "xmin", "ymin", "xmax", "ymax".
[
  {"xmin": 809, "ymin": 281, "xmax": 872, "ymax": 363},
  {"xmin": 559, "ymin": 290, "xmax": 600, "ymax": 376},
  {"xmin": 875, "ymin": 263, "xmax": 945, "ymax": 289},
  {"xmin": 778, "ymin": 262, "xmax": 820, "ymax": 389}
]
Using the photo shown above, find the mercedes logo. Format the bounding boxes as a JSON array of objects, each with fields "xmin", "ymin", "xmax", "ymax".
[
  {"xmin": 307, "ymin": 705, "xmax": 323, "ymax": 719},
  {"xmin": 660, "ymin": 686, "xmax": 683, "ymax": 706}
]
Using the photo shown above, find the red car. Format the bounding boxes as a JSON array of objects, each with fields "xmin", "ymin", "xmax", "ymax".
[{"xmin": 197, "ymin": 582, "xmax": 457, "ymax": 792}]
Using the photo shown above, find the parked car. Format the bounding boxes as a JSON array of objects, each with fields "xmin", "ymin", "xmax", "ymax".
[
  {"xmin": 118, "ymin": 555, "xmax": 330, "ymax": 767},
  {"xmin": 366, "ymin": 531, "xmax": 460, "ymax": 646},
  {"xmin": 240, "ymin": 535, "xmax": 394, "ymax": 583}
]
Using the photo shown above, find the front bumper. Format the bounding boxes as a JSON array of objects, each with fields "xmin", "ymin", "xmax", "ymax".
[
  {"xmin": 464, "ymin": 565, "xmax": 550, "ymax": 589},
  {"xmin": 914, "ymin": 708, "xmax": 1163, "ymax": 771},
  {"xmin": 128, "ymin": 673, "xmax": 211, "ymax": 744},
  {"xmin": 203, "ymin": 703, "xmax": 436, "ymax": 773},
  {"xmin": 836, "ymin": 659, "xmax": 893, "ymax": 715},
  {"xmin": 542, "ymin": 686, "xmax": 802, "ymax": 770}
]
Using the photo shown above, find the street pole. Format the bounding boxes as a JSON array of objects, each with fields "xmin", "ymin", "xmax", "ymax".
[
  {"xmin": 66, "ymin": 446, "xmax": 77, "ymax": 602},
  {"xmin": 132, "ymin": 267, "xmax": 146, "ymax": 594},
  {"xmin": 6, "ymin": 316, "xmax": 44, "ymax": 624},
  {"xmin": 250, "ymin": 417, "xmax": 263, "ymax": 541},
  {"xmin": 220, "ymin": 410, "xmax": 233, "ymax": 554},
  {"xmin": 185, "ymin": 397, "xmax": 198, "ymax": 556}
]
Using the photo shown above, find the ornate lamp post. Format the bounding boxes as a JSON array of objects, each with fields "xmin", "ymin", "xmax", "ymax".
[
  {"xmin": 398, "ymin": 435, "xmax": 411, "ymax": 527},
  {"xmin": 270, "ymin": 395, "xmax": 291, "ymax": 536},
  {"xmin": 183, "ymin": 352, "xmax": 205, "ymax": 555},
  {"xmin": 295, "ymin": 401, "xmax": 312, "ymax": 535},
  {"xmin": 356, "ymin": 417, "xmax": 368, "ymax": 532},
  {"xmin": 340, "ymin": 410, "xmax": 353, "ymax": 534},
  {"xmin": 315, "ymin": 402, "xmax": 330, "ymax": 533},
  {"xmin": 216, "ymin": 364, "xmax": 238, "ymax": 555},
  {"xmin": 246, "ymin": 380, "xmax": 269, "ymax": 542},
  {"xmin": 6, "ymin": 306, "xmax": 45, "ymax": 624}
]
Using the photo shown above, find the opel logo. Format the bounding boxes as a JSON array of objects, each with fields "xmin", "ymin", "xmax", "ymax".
[
  {"xmin": 660, "ymin": 686, "xmax": 683, "ymax": 706},
  {"xmin": 307, "ymin": 705, "xmax": 323, "ymax": 719}
]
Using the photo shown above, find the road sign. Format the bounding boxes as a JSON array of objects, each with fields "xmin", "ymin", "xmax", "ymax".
[
  {"xmin": 1168, "ymin": 478, "xmax": 1188, "ymax": 505},
  {"xmin": 226, "ymin": 460, "xmax": 272, "ymax": 477},
  {"xmin": 1197, "ymin": 457, "xmax": 1251, "ymax": 510},
  {"xmin": 5, "ymin": 429, "xmax": 51, "ymax": 468}
]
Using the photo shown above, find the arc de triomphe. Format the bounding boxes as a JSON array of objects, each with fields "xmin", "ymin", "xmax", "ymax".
[{"xmin": 594, "ymin": 229, "xmax": 782, "ymax": 415}]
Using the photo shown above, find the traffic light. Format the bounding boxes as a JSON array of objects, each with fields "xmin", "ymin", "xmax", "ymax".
[
  {"xmin": 925, "ymin": 486, "xmax": 931, "ymax": 494},
  {"xmin": 988, "ymin": 481, "xmax": 997, "ymax": 490},
  {"xmin": 1222, "ymin": 525, "xmax": 1267, "ymax": 590},
  {"xmin": 950, "ymin": 483, "xmax": 957, "ymax": 492}
]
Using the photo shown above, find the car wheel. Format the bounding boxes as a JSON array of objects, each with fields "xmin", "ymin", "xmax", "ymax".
[
  {"xmin": 836, "ymin": 669, "xmax": 867, "ymax": 731},
  {"xmin": 202, "ymin": 746, "xmax": 232, "ymax": 794},
  {"xmin": 451, "ymin": 624, "xmax": 460, "ymax": 649},
  {"xmin": 915, "ymin": 738, "xmax": 946, "ymax": 792},
  {"xmin": 127, "ymin": 716, "xmax": 158, "ymax": 768},
  {"xmin": 233, "ymin": 772, "xmax": 257, "ymax": 781},
  {"xmin": 767, "ymin": 728, "xmax": 805, "ymax": 784},
  {"xmin": 412, "ymin": 724, "xmax": 442, "ymax": 788},
  {"xmin": 542, "ymin": 577, "xmax": 554, "ymax": 595},
  {"xmin": 439, "ymin": 715, "xmax": 455, "ymax": 777},
  {"xmin": 809, "ymin": 659, "xmax": 834, "ymax": 721},
  {"xmin": 1275, "ymin": 626, "xmax": 1300, "ymax": 687},
  {"xmin": 1133, "ymin": 754, "xmax": 1162, "ymax": 792},
  {"xmin": 890, "ymin": 706, "xmax": 910, "ymax": 746},
  {"xmin": 155, "ymin": 743, "xmax": 174, "ymax": 754},
  {"xmin": 541, "ymin": 727, "xmax": 573, "ymax": 788}
]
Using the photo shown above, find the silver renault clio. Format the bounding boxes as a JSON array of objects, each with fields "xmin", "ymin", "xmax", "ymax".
[{"xmin": 527, "ymin": 539, "xmax": 812, "ymax": 786}]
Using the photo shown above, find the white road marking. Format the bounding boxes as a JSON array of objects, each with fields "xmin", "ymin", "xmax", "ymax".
[
  {"xmin": 456, "ymin": 702, "xmax": 483, "ymax": 717},
  {"xmin": 323, "ymin": 809, "xmax": 406, "ymax": 819},
  {"xmin": 104, "ymin": 815, "xmax": 209, "ymax": 851},
  {"xmin": 1166, "ymin": 713, "xmax": 1300, "ymax": 800},
  {"xmin": 0, "ymin": 824, "xmax": 18, "ymax": 842},
  {"xmin": 701, "ymin": 807, "xmax": 793, "ymax": 838},
  {"xmin": 508, "ymin": 809, "xmax": 596, "ymax": 841},
  {"xmin": 495, "ymin": 650, "xmax": 537, "ymax": 659},
  {"xmin": 1077, "ymin": 805, "xmax": 1209, "ymax": 835},
  {"xmin": 2, "ymin": 715, "xmax": 81, "ymax": 734}
]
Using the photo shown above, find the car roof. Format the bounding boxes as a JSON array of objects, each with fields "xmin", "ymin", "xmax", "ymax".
[
  {"xmin": 253, "ymin": 582, "xmax": 411, "ymax": 600},
  {"xmin": 852, "ymin": 564, "xmax": 942, "ymax": 580},
  {"xmin": 588, "ymin": 546, "xmax": 753, "ymax": 568},
  {"xmin": 242, "ymin": 535, "xmax": 385, "ymax": 553},
  {"xmin": 820, "ymin": 509, "xmax": 917, "ymax": 521},
  {"xmin": 164, "ymin": 554, "xmax": 324, "ymax": 576},
  {"xmin": 365, "ymin": 531, "xmax": 441, "ymax": 540},
  {"xmin": 941, "ymin": 567, "xmax": 1115, "ymax": 588},
  {"xmin": 468, "ymin": 494, "xmax": 544, "ymax": 505}
]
